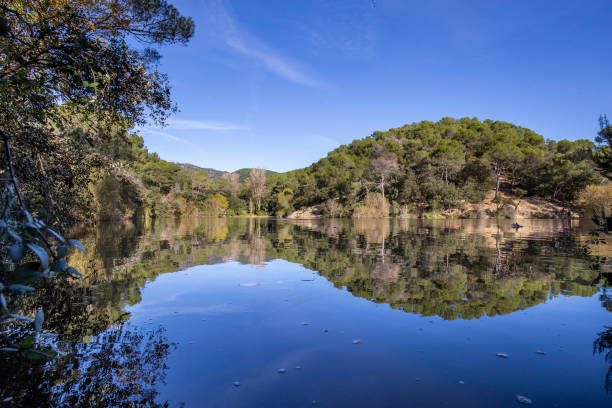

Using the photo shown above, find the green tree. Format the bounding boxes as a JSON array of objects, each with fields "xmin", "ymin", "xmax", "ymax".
[
  {"xmin": 595, "ymin": 114, "xmax": 612, "ymax": 179},
  {"xmin": 432, "ymin": 139, "xmax": 465, "ymax": 185},
  {"xmin": 484, "ymin": 143, "xmax": 524, "ymax": 199}
]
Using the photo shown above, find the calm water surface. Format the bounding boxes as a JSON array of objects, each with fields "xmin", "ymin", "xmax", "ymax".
[{"xmin": 2, "ymin": 218, "xmax": 612, "ymax": 407}]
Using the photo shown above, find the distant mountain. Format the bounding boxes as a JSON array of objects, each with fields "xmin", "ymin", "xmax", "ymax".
[
  {"xmin": 178, "ymin": 163, "xmax": 277, "ymax": 182},
  {"xmin": 234, "ymin": 168, "xmax": 277, "ymax": 182},
  {"xmin": 178, "ymin": 163, "xmax": 226, "ymax": 181}
]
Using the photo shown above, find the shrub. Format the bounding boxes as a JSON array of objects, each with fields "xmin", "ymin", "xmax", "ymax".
[
  {"xmin": 352, "ymin": 193, "xmax": 390, "ymax": 218},
  {"xmin": 202, "ymin": 194, "xmax": 229, "ymax": 216}
]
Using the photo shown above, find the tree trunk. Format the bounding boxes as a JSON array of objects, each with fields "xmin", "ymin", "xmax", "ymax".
[
  {"xmin": 380, "ymin": 175, "xmax": 385, "ymax": 199},
  {"xmin": 495, "ymin": 173, "xmax": 501, "ymax": 199},
  {"xmin": 249, "ymin": 198, "xmax": 253, "ymax": 216},
  {"xmin": 444, "ymin": 165, "xmax": 448, "ymax": 185}
]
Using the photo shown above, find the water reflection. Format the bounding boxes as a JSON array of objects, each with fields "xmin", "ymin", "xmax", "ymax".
[
  {"xmin": 37, "ymin": 218, "xmax": 610, "ymax": 328},
  {"xmin": 0, "ymin": 324, "xmax": 173, "ymax": 407},
  {"xmin": 2, "ymin": 217, "xmax": 611, "ymax": 405}
]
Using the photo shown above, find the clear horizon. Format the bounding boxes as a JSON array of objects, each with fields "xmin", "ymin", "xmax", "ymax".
[{"xmin": 139, "ymin": 0, "xmax": 612, "ymax": 173}]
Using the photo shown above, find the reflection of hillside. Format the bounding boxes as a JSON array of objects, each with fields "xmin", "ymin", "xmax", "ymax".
[
  {"xmin": 13, "ymin": 218, "xmax": 604, "ymax": 343},
  {"xmin": 268, "ymin": 219, "xmax": 601, "ymax": 320}
]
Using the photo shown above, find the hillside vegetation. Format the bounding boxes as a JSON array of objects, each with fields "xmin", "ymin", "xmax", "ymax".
[
  {"xmin": 264, "ymin": 117, "xmax": 607, "ymax": 218},
  {"xmin": 65, "ymin": 117, "xmax": 612, "ymax": 221}
]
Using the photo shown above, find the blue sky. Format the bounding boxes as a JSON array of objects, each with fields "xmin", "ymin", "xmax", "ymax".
[{"xmin": 140, "ymin": 0, "xmax": 612, "ymax": 172}]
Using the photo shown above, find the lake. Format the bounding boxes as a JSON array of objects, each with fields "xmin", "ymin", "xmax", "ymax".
[{"xmin": 2, "ymin": 217, "xmax": 611, "ymax": 407}]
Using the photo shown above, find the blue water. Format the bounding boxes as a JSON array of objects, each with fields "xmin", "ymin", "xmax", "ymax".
[
  {"xmin": 3, "ymin": 218, "xmax": 611, "ymax": 407},
  {"xmin": 128, "ymin": 259, "xmax": 610, "ymax": 407}
]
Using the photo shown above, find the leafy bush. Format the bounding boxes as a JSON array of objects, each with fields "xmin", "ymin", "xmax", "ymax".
[{"xmin": 353, "ymin": 193, "xmax": 390, "ymax": 218}]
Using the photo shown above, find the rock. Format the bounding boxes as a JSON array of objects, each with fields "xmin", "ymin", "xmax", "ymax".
[
  {"xmin": 352, "ymin": 339, "xmax": 361, "ymax": 344},
  {"xmin": 278, "ymin": 368, "xmax": 286, "ymax": 374},
  {"xmin": 496, "ymin": 352, "xmax": 509, "ymax": 358},
  {"xmin": 516, "ymin": 395, "xmax": 533, "ymax": 405}
]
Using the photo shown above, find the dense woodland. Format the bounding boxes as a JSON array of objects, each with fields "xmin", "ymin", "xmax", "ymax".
[
  {"xmin": 9, "ymin": 113, "xmax": 612, "ymax": 225},
  {"xmin": 0, "ymin": 2, "xmax": 610, "ymax": 228},
  {"xmin": 47, "ymin": 116, "xmax": 612, "ymax": 222}
]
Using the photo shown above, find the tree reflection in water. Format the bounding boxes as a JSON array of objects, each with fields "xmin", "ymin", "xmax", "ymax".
[
  {"xmin": 595, "ymin": 288, "xmax": 612, "ymax": 393},
  {"xmin": 0, "ymin": 324, "xmax": 174, "ymax": 407},
  {"xmin": 1, "ymin": 217, "xmax": 610, "ymax": 403}
]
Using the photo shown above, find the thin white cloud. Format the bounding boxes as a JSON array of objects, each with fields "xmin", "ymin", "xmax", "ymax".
[
  {"xmin": 140, "ymin": 128, "xmax": 193, "ymax": 144},
  {"xmin": 166, "ymin": 118, "xmax": 249, "ymax": 131},
  {"xmin": 205, "ymin": 0, "xmax": 322, "ymax": 87}
]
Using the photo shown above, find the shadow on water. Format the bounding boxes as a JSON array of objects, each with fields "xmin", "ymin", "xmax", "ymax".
[{"xmin": 2, "ymin": 216, "xmax": 611, "ymax": 405}]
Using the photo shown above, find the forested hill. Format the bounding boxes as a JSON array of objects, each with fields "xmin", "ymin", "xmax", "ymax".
[
  {"xmin": 178, "ymin": 164, "xmax": 277, "ymax": 182},
  {"xmin": 28, "ymin": 114, "xmax": 610, "ymax": 223},
  {"xmin": 263, "ymin": 117, "xmax": 607, "ymax": 217}
]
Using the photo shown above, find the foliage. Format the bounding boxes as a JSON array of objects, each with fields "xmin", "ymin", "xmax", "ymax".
[
  {"xmin": 203, "ymin": 193, "xmax": 228, "ymax": 217},
  {"xmin": 0, "ymin": 0, "xmax": 193, "ymax": 359},
  {"xmin": 276, "ymin": 188, "xmax": 294, "ymax": 217},
  {"xmin": 353, "ymin": 193, "xmax": 390, "ymax": 218},
  {"xmin": 263, "ymin": 117, "xmax": 604, "ymax": 216},
  {"xmin": 245, "ymin": 168, "xmax": 267, "ymax": 215},
  {"xmin": 0, "ymin": 131, "xmax": 86, "ymax": 356},
  {"xmin": 576, "ymin": 184, "xmax": 612, "ymax": 230},
  {"xmin": 0, "ymin": 0, "xmax": 194, "ymax": 226},
  {"xmin": 595, "ymin": 114, "xmax": 612, "ymax": 179}
]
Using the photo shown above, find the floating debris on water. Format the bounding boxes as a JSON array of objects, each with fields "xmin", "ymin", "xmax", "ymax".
[
  {"xmin": 278, "ymin": 368, "xmax": 286, "ymax": 374},
  {"xmin": 239, "ymin": 283, "xmax": 257, "ymax": 287},
  {"xmin": 233, "ymin": 381, "xmax": 241, "ymax": 387},
  {"xmin": 352, "ymin": 339, "xmax": 361, "ymax": 344},
  {"xmin": 496, "ymin": 352, "xmax": 509, "ymax": 358},
  {"xmin": 536, "ymin": 350, "xmax": 546, "ymax": 355},
  {"xmin": 516, "ymin": 395, "xmax": 533, "ymax": 405}
]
